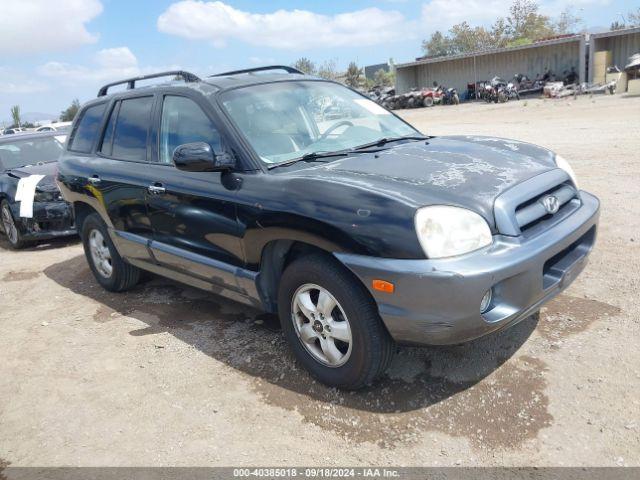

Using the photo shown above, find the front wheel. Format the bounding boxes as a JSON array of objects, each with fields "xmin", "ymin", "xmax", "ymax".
[
  {"xmin": 81, "ymin": 213, "xmax": 140, "ymax": 292},
  {"xmin": 452, "ymin": 93, "xmax": 460, "ymax": 105},
  {"xmin": 278, "ymin": 255, "xmax": 395, "ymax": 389},
  {"xmin": 423, "ymin": 96, "xmax": 434, "ymax": 107},
  {"xmin": 1, "ymin": 200, "xmax": 28, "ymax": 250}
]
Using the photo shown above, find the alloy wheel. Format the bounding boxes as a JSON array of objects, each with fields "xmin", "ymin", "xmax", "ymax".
[
  {"xmin": 291, "ymin": 284, "xmax": 352, "ymax": 367},
  {"xmin": 89, "ymin": 229, "xmax": 113, "ymax": 278}
]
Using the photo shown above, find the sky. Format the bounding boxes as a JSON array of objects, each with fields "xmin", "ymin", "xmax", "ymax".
[{"xmin": 1, "ymin": 0, "xmax": 639, "ymax": 124}]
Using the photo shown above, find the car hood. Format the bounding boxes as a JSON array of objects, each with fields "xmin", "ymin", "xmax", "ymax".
[
  {"xmin": 290, "ymin": 135, "xmax": 559, "ymax": 228},
  {"xmin": 4, "ymin": 162, "xmax": 59, "ymax": 191}
]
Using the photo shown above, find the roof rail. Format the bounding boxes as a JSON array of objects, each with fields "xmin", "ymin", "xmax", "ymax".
[
  {"xmin": 97, "ymin": 70, "xmax": 201, "ymax": 97},
  {"xmin": 210, "ymin": 65, "xmax": 304, "ymax": 77}
]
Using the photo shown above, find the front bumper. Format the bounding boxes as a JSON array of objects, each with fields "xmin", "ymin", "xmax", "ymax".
[
  {"xmin": 10, "ymin": 201, "xmax": 76, "ymax": 240},
  {"xmin": 335, "ymin": 191, "xmax": 600, "ymax": 346}
]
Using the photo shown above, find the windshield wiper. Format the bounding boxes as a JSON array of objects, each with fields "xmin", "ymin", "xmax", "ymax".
[
  {"xmin": 352, "ymin": 135, "xmax": 430, "ymax": 151},
  {"xmin": 267, "ymin": 151, "xmax": 350, "ymax": 170}
]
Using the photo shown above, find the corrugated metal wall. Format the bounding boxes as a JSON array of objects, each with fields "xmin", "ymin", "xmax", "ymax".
[
  {"xmin": 591, "ymin": 31, "xmax": 640, "ymax": 79},
  {"xmin": 396, "ymin": 40, "xmax": 583, "ymax": 95}
]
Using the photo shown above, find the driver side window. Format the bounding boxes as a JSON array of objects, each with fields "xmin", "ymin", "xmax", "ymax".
[{"xmin": 159, "ymin": 96, "xmax": 221, "ymax": 164}]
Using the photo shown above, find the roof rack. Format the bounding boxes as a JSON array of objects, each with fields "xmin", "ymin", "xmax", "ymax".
[
  {"xmin": 97, "ymin": 70, "xmax": 201, "ymax": 97},
  {"xmin": 210, "ymin": 65, "xmax": 304, "ymax": 77}
]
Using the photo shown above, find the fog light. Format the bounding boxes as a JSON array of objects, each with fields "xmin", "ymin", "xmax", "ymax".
[{"xmin": 480, "ymin": 289, "xmax": 493, "ymax": 314}]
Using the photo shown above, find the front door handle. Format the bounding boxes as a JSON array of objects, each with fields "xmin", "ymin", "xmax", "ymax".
[
  {"xmin": 148, "ymin": 183, "xmax": 166, "ymax": 195},
  {"xmin": 87, "ymin": 175, "xmax": 101, "ymax": 185}
]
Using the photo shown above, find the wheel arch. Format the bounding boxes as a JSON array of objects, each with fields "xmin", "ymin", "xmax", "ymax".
[
  {"xmin": 256, "ymin": 239, "xmax": 374, "ymax": 314},
  {"xmin": 72, "ymin": 201, "xmax": 99, "ymax": 236}
]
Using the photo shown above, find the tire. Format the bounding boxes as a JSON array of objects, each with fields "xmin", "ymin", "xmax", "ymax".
[
  {"xmin": 452, "ymin": 94, "xmax": 460, "ymax": 105},
  {"xmin": 1, "ymin": 200, "xmax": 29, "ymax": 250},
  {"xmin": 278, "ymin": 254, "xmax": 395, "ymax": 389},
  {"xmin": 81, "ymin": 213, "xmax": 140, "ymax": 292},
  {"xmin": 423, "ymin": 96, "xmax": 434, "ymax": 107}
]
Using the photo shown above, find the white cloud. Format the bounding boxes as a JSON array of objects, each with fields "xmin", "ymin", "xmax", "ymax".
[
  {"xmin": 0, "ymin": 0, "xmax": 103, "ymax": 55},
  {"xmin": 157, "ymin": 1, "xmax": 412, "ymax": 50},
  {"xmin": 420, "ymin": 0, "xmax": 505, "ymax": 32},
  {"xmin": 38, "ymin": 47, "xmax": 141, "ymax": 85}
]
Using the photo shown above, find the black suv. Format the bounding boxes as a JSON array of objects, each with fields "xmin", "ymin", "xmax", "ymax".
[{"xmin": 58, "ymin": 67, "xmax": 599, "ymax": 389}]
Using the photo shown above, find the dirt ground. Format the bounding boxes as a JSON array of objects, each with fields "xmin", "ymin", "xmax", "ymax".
[{"xmin": 0, "ymin": 94, "xmax": 638, "ymax": 467}]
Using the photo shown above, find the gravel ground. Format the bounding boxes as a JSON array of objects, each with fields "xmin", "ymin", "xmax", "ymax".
[{"xmin": 0, "ymin": 94, "xmax": 638, "ymax": 467}]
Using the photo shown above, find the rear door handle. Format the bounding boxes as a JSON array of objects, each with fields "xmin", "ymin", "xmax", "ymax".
[
  {"xmin": 87, "ymin": 175, "xmax": 101, "ymax": 185},
  {"xmin": 148, "ymin": 183, "xmax": 166, "ymax": 195}
]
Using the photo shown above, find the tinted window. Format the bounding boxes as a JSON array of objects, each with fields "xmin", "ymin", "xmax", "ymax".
[
  {"xmin": 159, "ymin": 96, "xmax": 221, "ymax": 164},
  {"xmin": 68, "ymin": 103, "xmax": 107, "ymax": 153},
  {"xmin": 99, "ymin": 102, "xmax": 119, "ymax": 156},
  {"xmin": 111, "ymin": 96, "xmax": 153, "ymax": 161}
]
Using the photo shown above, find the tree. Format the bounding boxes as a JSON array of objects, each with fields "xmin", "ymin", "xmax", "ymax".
[
  {"xmin": 317, "ymin": 59, "xmax": 338, "ymax": 80},
  {"xmin": 628, "ymin": 8, "xmax": 640, "ymax": 26},
  {"xmin": 293, "ymin": 57, "xmax": 316, "ymax": 75},
  {"xmin": 422, "ymin": 31, "xmax": 453, "ymax": 57},
  {"xmin": 554, "ymin": 7, "xmax": 582, "ymax": 34},
  {"xmin": 345, "ymin": 62, "xmax": 363, "ymax": 88},
  {"xmin": 422, "ymin": 22, "xmax": 506, "ymax": 57},
  {"xmin": 610, "ymin": 20, "xmax": 626, "ymax": 31},
  {"xmin": 373, "ymin": 68, "xmax": 395, "ymax": 87},
  {"xmin": 421, "ymin": 0, "xmax": 578, "ymax": 57},
  {"xmin": 10, "ymin": 105, "xmax": 21, "ymax": 128},
  {"xmin": 503, "ymin": 0, "xmax": 555, "ymax": 42},
  {"xmin": 60, "ymin": 99, "xmax": 81, "ymax": 122}
]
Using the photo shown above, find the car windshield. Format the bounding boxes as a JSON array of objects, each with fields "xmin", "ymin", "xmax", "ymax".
[
  {"xmin": 220, "ymin": 80, "xmax": 418, "ymax": 164},
  {"xmin": 0, "ymin": 136, "xmax": 63, "ymax": 170}
]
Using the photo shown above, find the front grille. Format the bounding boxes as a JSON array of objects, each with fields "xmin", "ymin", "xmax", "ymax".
[
  {"xmin": 494, "ymin": 169, "xmax": 581, "ymax": 237},
  {"xmin": 515, "ymin": 182, "xmax": 578, "ymax": 232}
]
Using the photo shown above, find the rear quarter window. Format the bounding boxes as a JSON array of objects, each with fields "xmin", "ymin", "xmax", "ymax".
[{"xmin": 68, "ymin": 103, "xmax": 107, "ymax": 153}]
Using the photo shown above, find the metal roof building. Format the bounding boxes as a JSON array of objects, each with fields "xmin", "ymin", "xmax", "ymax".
[
  {"xmin": 588, "ymin": 26, "xmax": 640, "ymax": 82},
  {"xmin": 395, "ymin": 35, "xmax": 586, "ymax": 95}
]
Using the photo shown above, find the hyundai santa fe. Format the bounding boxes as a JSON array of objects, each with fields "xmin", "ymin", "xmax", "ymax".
[{"xmin": 56, "ymin": 66, "xmax": 600, "ymax": 389}]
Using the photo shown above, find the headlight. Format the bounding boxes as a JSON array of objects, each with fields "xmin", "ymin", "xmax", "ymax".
[
  {"xmin": 555, "ymin": 155, "xmax": 579, "ymax": 189},
  {"xmin": 415, "ymin": 206, "xmax": 492, "ymax": 259},
  {"xmin": 34, "ymin": 190, "xmax": 58, "ymax": 202}
]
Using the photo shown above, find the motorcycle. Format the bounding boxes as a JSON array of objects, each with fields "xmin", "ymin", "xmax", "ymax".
[
  {"xmin": 491, "ymin": 76, "xmax": 509, "ymax": 103},
  {"xmin": 436, "ymin": 85, "xmax": 460, "ymax": 105},
  {"xmin": 504, "ymin": 82, "xmax": 520, "ymax": 101}
]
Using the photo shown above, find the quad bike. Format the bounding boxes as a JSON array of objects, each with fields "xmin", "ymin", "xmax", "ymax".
[
  {"xmin": 513, "ymin": 73, "xmax": 545, "ymax": 96},
  {"xmin": 436, "ymin": 85, "xmax": 460, "ymax": 105}
]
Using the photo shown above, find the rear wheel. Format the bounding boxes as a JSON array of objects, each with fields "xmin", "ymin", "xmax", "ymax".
[
  {"xmin": 81, "ymin": 213, "xmax": 140, "ymax": 292},
  {"xmin": 452, "ymin": 93, "xmax": 460, "ymax": 105},
  {"xmin": 278, "ymin": 254, "xmax": 395, "ymax": 389},
  {"xmin": 1, "ymin": 200, "xmax": 28, "ymax": 250},
  {"xmin": 423, "ymin": 96, "xmax": 434, "ymax": 107}
]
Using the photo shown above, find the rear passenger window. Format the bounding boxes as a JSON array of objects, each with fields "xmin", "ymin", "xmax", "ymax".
[
  {"xmin": 111, "ymin": 96, "xmax": 153, "ymax": 161},
  {"xmin": 68, "ymin": 103, "xmax": 107, "ymax": 153}
]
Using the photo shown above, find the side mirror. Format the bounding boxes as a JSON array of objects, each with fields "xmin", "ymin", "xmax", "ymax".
[{"xmin": 172, "ymin": 142, "xmax": 234, "ymax": 172}]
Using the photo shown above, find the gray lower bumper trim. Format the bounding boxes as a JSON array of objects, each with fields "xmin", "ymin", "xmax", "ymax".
[{"xmin": 335, "ymin": 191, "xmax": 600, "ymax": 346}]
